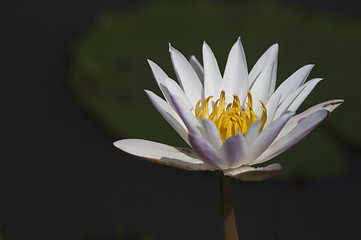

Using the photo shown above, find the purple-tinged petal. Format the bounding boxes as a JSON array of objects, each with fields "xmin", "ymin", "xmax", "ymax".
[
  {"xmin": 171, "ymin": 95, "xmax": 203, "ymax": 136},
  {"xmin": 254, "ymin": 110, "xmax": 328, "ymax": 164},
  {"xmin": 220, "ymin": 131, "xmax": 248, "ymax": 168},
  {"xmin": 113, "ymin": 139, "xmax": 209, "ymax": 171},
  {"xmin": 224, "ymin": 163, "xmax": 282, "ymax": 181},
  {"xmin": 246, "ymin": 112, "xmax": 294, "ymax": 164},
  {"xmin": 189, "ymin": 133, "xmax": 226, "ymax": 170},
  {"xmin": 165, "ymin": 77, "xmax": 193, "ymax": 110},
  {"xmin": 145, "ymin": 90, "xmax": 189, "ymax": 145},
  {"xmin": 275, "ymin": 99, "xmax": 344, "ymax": 141}
]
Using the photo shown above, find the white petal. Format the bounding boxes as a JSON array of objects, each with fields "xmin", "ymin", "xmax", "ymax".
[
  {"xmin": 245, "ymin": 120, "xmax": 261, "ymax": 146},
  {"xmin": 202, "ymin": 118, "xmax": 223, "ymax": 150},
  {"xmin": 114, "ymin": 139, "xmax": 209, "ymax": 171},
  {"xmin": 145, "ymin": 90, "xmax": 190, "ymax": 145},
  {"xmin": 254, "ymin": 110, "xmax": 329, "ymax": 164},
  {"xmin": 246, "ymin": 112, "xmax": 294, "ymax": 164},
  {"xmin": 223, "ymin": 37, "xmax": 249, "ymax": 103},
  {"xmin": 249, "ymin": 43, "xmax": 279, "ymax": 96},
  {"xmin": 220, "ymin": 131, "xmax": 248, "ymax": 168},
  {"xmin": 264, "ymin": 94, "xmax": 281, "ymax": 128},
  {"xmin": 189, "ymin": 55, "xmax": 204, "ymax": 85},
  {"xmin": 203, "ymin": 41, "xmax": 222, "ymax": 98},
  {"xmin": 165, "ymin": 77, "xmax": 193, "ymax": 110},
  {"xmin": 169, "ymin": 44, "xmax": 203, "ymax": 106},
  {"xmin": 147, "ymin": 59, "xmax": 172, "ymax": 103},
  {"xmin": 250, "ymin": 63, "xmax": 275, "ymax": 116},
  {"xmin": 275, "ymin": 99, "xmax": 343, "ymax": 141},
  {"xmin": 275, "ymin": 64, "xmax": 315, "ymax": 103},
  {"xmin": 274, "ymin": 78, "xmax": 322, "ymax": 120},
  {"xmin": 171, "ymin": 95, "xmax": 203, "ymax": 136},
  {"xmin": 288, "ymin": 78, "xmax": 323, "ymax": 112},
  {"xmin": 188, "ymin": 133, "xmax": 226, "ymax": 170},
  {"xmin": 224, "ymin": 163, "xmax": 282, "ymax": 181},
  {"xmin": 265, "ymin": 64, "xmax": 314, "ymax": 124}
]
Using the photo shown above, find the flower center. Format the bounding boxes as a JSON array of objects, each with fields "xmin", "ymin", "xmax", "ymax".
[{"xmin": 195, "ymin": 91, "xmax": 267, "ymax": 141}]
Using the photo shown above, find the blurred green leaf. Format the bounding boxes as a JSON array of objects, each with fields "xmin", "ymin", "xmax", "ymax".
[{"xmin": 69, "ymin": 1, "xmax": 360, "ymax": 179}]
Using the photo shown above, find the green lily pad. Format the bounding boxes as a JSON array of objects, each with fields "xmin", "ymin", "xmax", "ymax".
[{"xmin": 68, "ymin": 1, "xmax": 359, "ymax": 179}]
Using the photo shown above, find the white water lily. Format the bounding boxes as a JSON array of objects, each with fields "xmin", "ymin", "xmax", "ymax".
[{"xmin": 114, "ymin": 38, "xmax": 343, "ymax": 181}]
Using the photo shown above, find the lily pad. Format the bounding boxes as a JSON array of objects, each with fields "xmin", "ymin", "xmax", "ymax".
[{"xmin": 69, "ymin": 1, "xmax": 359, "ymax": 179}]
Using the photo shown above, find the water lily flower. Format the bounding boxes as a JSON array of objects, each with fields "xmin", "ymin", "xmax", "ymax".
[{"xmin": 114, "ymin": 38, "xmax": 343, "ymax": 181}]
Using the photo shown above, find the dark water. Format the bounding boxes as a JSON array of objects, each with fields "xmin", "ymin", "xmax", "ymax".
[{"xmin": 1, "ymin": 0, "xmax": 361, "ymax": 239}]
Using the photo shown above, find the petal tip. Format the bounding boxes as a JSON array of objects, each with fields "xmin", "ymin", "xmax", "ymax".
[
  {"xmin": 146, "ymin": 59, "xmax": 154, "ymax": 65},
  {"xmin": 113, "ymin": 139, "xmax": 126, "ymax": 149},
  {"xmin": 168, "ymin": 43, "xmax": 174, "ymax": 52},
  {"xmin": 321, "ymin": 99, "xmax": 344, "ymax": 114}
]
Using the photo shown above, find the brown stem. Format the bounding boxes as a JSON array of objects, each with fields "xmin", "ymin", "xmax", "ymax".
[{"xmin": 219, "ymin": 174, "xmax": 239, "ymax": 240}]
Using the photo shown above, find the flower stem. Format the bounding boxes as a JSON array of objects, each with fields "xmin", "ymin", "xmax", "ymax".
[{"xmin": 219, "ymin": 174, "xmax": 239, "ymax": 240}]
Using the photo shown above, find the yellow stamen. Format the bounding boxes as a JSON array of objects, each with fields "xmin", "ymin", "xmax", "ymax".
[
  {"xmin": 195, "ymin": 91, "xmax": 268, "ymax": 141},
  {"xmin": 233, "ymin": 94, "xmax": 240, "ymax": 108},
  {"xmin": 259, "ymin": 100, "xmax": 267, "ymax": 133},
  {"xmin": 202, "ymin": 96, "xmax": 213, "ymax": 118}
]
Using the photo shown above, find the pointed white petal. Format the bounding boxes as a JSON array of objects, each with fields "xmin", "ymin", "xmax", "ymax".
[
  {"xmin": 254, "ymin": 110, "xmax": 328, "ymax": 164},
  {"xmin": 275, "ymin": 99, "xmax": 344, "ymax": 141},
  {"xmin": 246, "ymin": 112, "xmax": 294, "ymax": 164},
  {"xmin": 165, "ymin": 77, "xmax": 193, "ymax": 110},
  {"xmin": 275, "ymin": 64, "xmax": 315, "ymax": 103},
  {"xmin": 114, "ymin": 139, "xmax": 209, "ymax": 171},
  {"xmin": 273, "ymin": 86, "xmax": 303, "ymax": 120},
  {"xmin": 171, "ymin": 95, "xmax": 203, "ymax": 136},
  {"xmin": 203, "ymin": 41, "xmax": 222, "ymax": 98},
  {"xmin": 147, "ymin": 59, "xmax": 172, "ymax": 103},
  {"xmin": 220, "ymin": 131, "xmax": 248, "ymax": 168},
  {"xmin": 202, "ymin": 118, "xmax": 223, "ymax": 150},
  {"xmin": 145, "ymin": 90, "xmax": 190, "ymax": 145},
  {"xmin": 188, "ymin": 133, "xmax": 226, "ymax": 170},
  {"xmin": 249, "ymin": 43, "xmax": 279, "ymax": 95},
  {"xmin": 288, "ymin": 78, "xmax": 323, "ymax": 112},
  {"xmin": 189, "ymin": 55, "xmax": 204, "ymax": 85},
  {"xmin": 274, "ymin": 78, "xmax": 322, "ymax": 120},
  {"xmin": 224, "ymin": 163, "xmax": 281, "ymax": 181},
  {"xmin": 169, "ymin": 44, "xmax": 203, "ymax": 106},
  {"xmin": 250, "ymin": 63, "xmax": 275, "ymax": 116},
  {"xmin": 223, "ymin": 37, "xmax": 249, "ymax": 103}
]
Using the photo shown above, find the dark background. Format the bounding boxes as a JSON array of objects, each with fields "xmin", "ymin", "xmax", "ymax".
[{"xmin": 1, "ymin": 0, "xmax": 361, "ymax": 239}]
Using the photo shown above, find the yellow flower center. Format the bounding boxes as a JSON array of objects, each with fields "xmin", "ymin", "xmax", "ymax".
[{"xmin": 195, "ymin": 91, "xmax": 267, "ymax": 141}]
